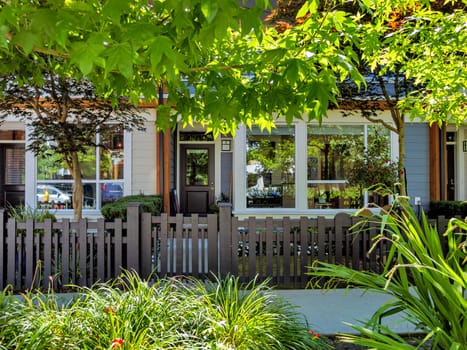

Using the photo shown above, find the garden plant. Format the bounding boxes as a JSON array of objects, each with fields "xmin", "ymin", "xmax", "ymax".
[
  {"xmin": 0, "ymin": 272, "xmax": 328, "ymax": 349},
  {"xmin": 308, "ymin": 198, "xmax": 467, "ymax": 349}
]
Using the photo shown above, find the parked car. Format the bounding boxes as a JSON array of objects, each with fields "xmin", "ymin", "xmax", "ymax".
[
  {"xmin": 101, "ymin": 183, "xmax": 123, "ymax": 203},
  {"xmin": 37, "ymin": 185, "xmax": 71, "ymax": 204}
]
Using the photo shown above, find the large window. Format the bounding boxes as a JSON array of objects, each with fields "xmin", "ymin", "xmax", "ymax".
[
  {"xmin": 238, "ymin": 122, "xmax": 395, "ymax": 212},
  {"xmin": 307, "ymin": 124, "xmax": 392, "ymax": 209},
  {"xmin": 246, "ymin": 126, "xmax": 295, "ymax": 208},
  {"xmin": 307, "ymin": 125, "xmax": 363, "ymax": 209},
  {"xmin": 36, "ymin": 130, "xmax": 124, "ymax": 210}
]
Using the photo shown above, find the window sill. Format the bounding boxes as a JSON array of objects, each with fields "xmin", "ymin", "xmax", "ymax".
[{"xmin": 232, "ymin": 207, "xmax": 380, "ymax": 219}]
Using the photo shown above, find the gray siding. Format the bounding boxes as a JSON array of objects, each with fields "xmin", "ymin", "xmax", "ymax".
[
  {"xmin": 404, "ymin": 123, "xmax": 430, "ymax": 212},
  {"xmin": 221, "ymin": 152, "xmax": 233, "ymax": 200}
]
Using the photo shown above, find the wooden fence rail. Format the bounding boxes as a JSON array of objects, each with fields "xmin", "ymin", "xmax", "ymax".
[{"xmin": 0, "ymin": 204, "xmax": 455, "ymax": 291}]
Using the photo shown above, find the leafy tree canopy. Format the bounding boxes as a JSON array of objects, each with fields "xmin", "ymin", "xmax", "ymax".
[
  {"xmin": 268, "ymin": 0, "xmax": 466, "ymax": 126},
  {"xmin": 0, "ymin": 0, "xmax": 367, "ymax": 136},
  {"xmin": 0, "ymin": 0, "xmax": 465, "ymax": 134}
]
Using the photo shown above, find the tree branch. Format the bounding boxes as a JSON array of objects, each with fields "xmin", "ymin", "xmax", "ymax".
[{"xmin": 362, "ymin": 113, "xmax": 398, "ymax": 134}]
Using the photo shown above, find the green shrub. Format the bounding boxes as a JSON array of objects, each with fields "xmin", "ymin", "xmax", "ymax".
[
  {"xmin": 7, "ymin": 204, "xmax": 57, "ymax": 223},
  {"xmin": 308, "ymin": 198, "xmax": 467, "ymax": 349},
  {"xmin": 428, "ymin": 200, "xmax": 467, "ymax": 218},
  {"xmin": 101, "ymin": 195, "xmax": 162, "ymax": 220},
  {"xmin": 0, "ymin": 272, "xmax": 329, "ymax": 349},
  {"xmin": 7, "ymin": 205, "xmax": 57, "ymax": 237}
]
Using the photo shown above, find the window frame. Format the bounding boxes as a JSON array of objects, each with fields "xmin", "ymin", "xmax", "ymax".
[
  {"xmin": 233, "ymin": 116, "xmax": 398, "ymax": 217},
  {"xmin": 31, "ymin": 130, "xmax": 132, "ymax": 215}
]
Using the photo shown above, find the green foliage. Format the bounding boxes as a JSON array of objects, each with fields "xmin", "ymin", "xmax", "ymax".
[
  {"xmin": 356, "ymin": 0, "xmax": 467, "ymax": 124},
  {"xmin": 100, "ymin": 195, "xmax": 162, "ymax": 220},
  {"xmin": 347, "ymin": 127, "xmax": 399, "ymax": 190},
  {"xmin": 200, "ymin": 275, "xmax": 325, "ymax": 349},
  {"xmin": 307, "ymin": 198, "xmax": 467, "ymax": 349},
  {"xmin": 0, "ymin": 272, "xmax": 327, "ymax": 349},
  {"xmin": 428, "ymin": 200, "xmax": 467, "ymax": 219},
  {"xmin": 0, "ymin": 0, "xmax": 464, "ymax": 134},
  {"xmin": 0, "ymin": 0, "xmax": 368, "ymax": 136},
  {"xmin": 7, "ymin": 204, "xmax": 57, "ymax": 223}
]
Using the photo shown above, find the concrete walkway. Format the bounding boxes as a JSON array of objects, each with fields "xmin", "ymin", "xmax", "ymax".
[{"xmin": 275, "ymin": 289, "xmax": 417, "ymax": 335}]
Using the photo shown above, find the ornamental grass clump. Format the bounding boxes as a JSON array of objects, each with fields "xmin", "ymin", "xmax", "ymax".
[
  {"xmin": 0, "ymin": 272, "xmax": 328, "ymax": 349},
  {"xmin": 308, "ymin": 197, "xmax": 467, "ymax": 349}
]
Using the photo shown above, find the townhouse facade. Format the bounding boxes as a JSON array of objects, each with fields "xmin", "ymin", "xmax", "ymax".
[{"xmin": 1, "ymin": 104, "xmax": 464, "ymax": 219}]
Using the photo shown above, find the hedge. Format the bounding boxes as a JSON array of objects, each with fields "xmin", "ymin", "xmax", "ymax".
[
  {"xmin": 428, "ymin": 200, "xmax": 467, "ymax": 218},
  {"xmin": 101, "ymin": 195, "xmax": 162, "ymax": 220}
]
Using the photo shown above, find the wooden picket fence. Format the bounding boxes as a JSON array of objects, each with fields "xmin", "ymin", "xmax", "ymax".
[{"xmin": 0, "ymin": 203, "xmax": 455, "ymax": 291}]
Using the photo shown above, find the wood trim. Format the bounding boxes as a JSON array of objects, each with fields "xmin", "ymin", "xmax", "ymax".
[
  {"xmin": 155, "ymin": 130, "xmax": 161, "ymax": 195},
  {"xmin": 163, "ymin": 129, "xmax": 171, "ymax": 214}
]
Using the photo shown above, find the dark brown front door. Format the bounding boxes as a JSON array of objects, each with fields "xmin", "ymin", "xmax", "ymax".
[
  {"xmin": 0, "ymin": 144, "xmax": 25, "ymax": 208},
  {"xmin": 180, "ymin": 144, "xmax": 214, "ymax": 214}
]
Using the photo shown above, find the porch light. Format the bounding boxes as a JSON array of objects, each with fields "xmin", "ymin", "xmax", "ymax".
[
  {"xmin": 221, "ymin": 139, "xmax": 232, "ymax": 152},
  {"xmin": 463, "ymin": 140, "xmax": 467, "ymax": 152}
]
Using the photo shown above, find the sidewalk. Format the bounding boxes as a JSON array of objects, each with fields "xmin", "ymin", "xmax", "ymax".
[{"xmin": 274, "ymin": 289, "xmax": 417, "ymax": 335}]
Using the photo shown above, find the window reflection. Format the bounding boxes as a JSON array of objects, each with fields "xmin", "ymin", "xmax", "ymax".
[
  {"xmin": 37, "ymin": 148, "xmax": 96, "ymax": 180},
  {"xmin": 185, "ymin": 149, "xmax": 209, "ymax": 186},
  {"xmin": 36, "ymin": 130, "xmax": 124, "ymax": 210},
  {"xmin": 101, "ymin": 182, "xmax": 124, "ymax": 205},
  {"xmin": 37, "ymin": 184, "xmax": 72, "ymax": 209},
  {"xmin": 246, "ymin": 126, "xmax": 295, "ymax": 208},
  {"xmin": 307, "ymin": 125, "xmax": 391, "ymax": 209},
  {"xmin": 100, "ymin": 133, "xmax": 124, "ymax": 180}
]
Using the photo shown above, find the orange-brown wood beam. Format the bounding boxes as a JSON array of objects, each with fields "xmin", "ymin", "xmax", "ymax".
[
  {"xmin": 163, "ymin": 128, "xmax": 171, "ymax": 214},
  {"xmin": 155, "ymin": 130, "xmax": 161, "ymax": 196}
]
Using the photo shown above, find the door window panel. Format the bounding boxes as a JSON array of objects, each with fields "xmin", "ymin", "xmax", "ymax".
[{"xmin": 185, "ymin": 149, "xmax": 209, "ymax": 186}]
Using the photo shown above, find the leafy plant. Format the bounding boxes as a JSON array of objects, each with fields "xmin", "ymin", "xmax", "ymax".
[
  {"xmin": 428, "ymin": 200, "xmax": 467, "ymax": 219},
  {"xmin": 7, "ymin": 204, "xmax": 57, "ymax": 223},
  {"xmin": 307, "ymin": 198, "xmax": 467, "ymax": 349},
  {"xmin": 197, "ymin": 274, "xmax": 326, "ymax": 349},
  {"xmin": 7, "ymin": 204, "xmax": 57, "ymax": 238},
  {"xmin": 347, "ymin": 128, "xmax": 399, "ymax": 191},
  {"xmin": 0, "ymin": 272, "xmax": 327, "ymax": 349}
]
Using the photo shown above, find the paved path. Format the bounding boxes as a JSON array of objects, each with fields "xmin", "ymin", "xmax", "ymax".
[{"xmin": 274, "ymin": 289, "xmax": 417, "ymax": 335}]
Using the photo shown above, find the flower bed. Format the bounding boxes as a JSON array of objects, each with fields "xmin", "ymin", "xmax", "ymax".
[{"xmin": 0, "ymin": 273, "xmax": 329, "ymax": 349}]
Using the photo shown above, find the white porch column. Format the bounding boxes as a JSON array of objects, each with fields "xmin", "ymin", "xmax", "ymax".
[
  {"xmin": 295, "ymin": 120, "xmax": 308, "ymax": 210},
  {"xmin": 24, "ymin": 125, "xmax": 37, "ymax": 209},
  {"xmin": 233, "ymin": 126, "xmax": 247, "ymax": 212}
]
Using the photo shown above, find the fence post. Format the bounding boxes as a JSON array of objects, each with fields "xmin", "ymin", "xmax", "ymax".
[
  {"xmin": 0, "ymin": 209, "xmax": 4, "ymax": 290},
  {"xmin": 6, "ymin": 218, "xmax": 16, "ymax": 288},
  {"xmin": 218, "ymin": 203, "xmax": 232, "ymax": 277},
  {"xmin": 126, "ymin": 202, "xmax": 142, "ymax": 275}
]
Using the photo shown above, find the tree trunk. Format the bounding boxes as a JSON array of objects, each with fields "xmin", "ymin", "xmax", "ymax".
[{"xmin": 69, "ymin": 151, "xmax": 83, "ymax": 221}]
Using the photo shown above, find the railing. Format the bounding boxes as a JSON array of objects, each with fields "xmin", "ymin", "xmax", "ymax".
[{"xmin": 0, "ymin": 203, "xmax": 455, "ymax": 291}]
